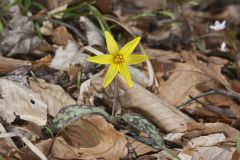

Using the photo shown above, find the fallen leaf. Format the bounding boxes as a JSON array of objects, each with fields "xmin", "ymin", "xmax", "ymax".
[
  {"xmin": 29, "ymin": 78, "xmax": 76, "ymax": 116},
  {"xmin": 80, "ymin": 16, "xmax": 104, "ymax": 47},
  {"xmin": 52, "ymin": 26, "xmax": 75, "ymax": 46},
  {"xmin": 86, "ymin": 72, "xmax": 196, "ymax": 133},
  {"xmin": 23, "ymin": 137, "xmax": 78, "ymax": 160},
  {"xmin": 0, "ymin": 16, "xmax": 44, "ymax": 56},
  {"xmin": 0, "ymin": 78, "xmax": 47, "ymax": 125},
  {"xmin": 0, "ymin": 56, "xmax": 31, "ymax": 75},
  {"xmin": 60, "ymin": 115, "xmax": 128, "ymax": 159},
  {"xmin": 178, "ymin": 146, "xmax": 235, "ymax": 160},
  {"xmin": 187, "ymin": 133, "xmax": 226, "ymax": 148},
  {"xmin": 50, "ymin": 41, "xmax": 93, "ymax": 72}
]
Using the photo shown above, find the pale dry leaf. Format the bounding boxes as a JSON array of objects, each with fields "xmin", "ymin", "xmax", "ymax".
[
  {"xmin": 0, "ymin": 16, "xmax": 44, "ymax": 56},
  {"xmin": 48, "ymin": 4, "xmax": 68, "ymax": 18},
  {"xmin": 187, "ymin": 133, "xmax": 226, "ymax": 148},
  {"xmin": 40, "ymin": 21, "xmax": 53, "ymax": 36},
  {"xmin": 50, "ymin": 41, "xmax": 93, "ymax": 72},
  {"xmin": 50, "ymin": 41, "xmax": 79, "ymax": 71},
  {"xmin": 178, "ymin": 146, "xmax": 235, "ymax": 160},
  {"xmin": 60, "ymin": 115, "xmax": 128, "ymax": 160},
  {"xmin": 80, "ymin": 16, "xmax": 104, "ymax": 47},
  {"xmin": 29, "ymin": 78, "xmax": 76, "ymax": 117},
  {"xmin": 164, "ymin": 133, "xmax": 185, "ymax": 144},
  {"xmin": 0, "ymin": 78, "xmax": 47, "ymax": 125}
]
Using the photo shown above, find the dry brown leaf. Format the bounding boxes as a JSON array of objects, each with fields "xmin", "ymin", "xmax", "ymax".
[
  {"xmin": 119, "ymin": 81, "xmax": 195, "ymax": 133},
  {"xmin": 0, "ymin": 138, "xmax": 21, "ymax": 159},
  {"xmin": 0, "ymin": 56, "xmax": 31, "ymax": 75},
  {"xmin": 29, "ymin": 78, "xmax": 76, "ymax": 117},
  {"xmin": 155, "ymin": 52, "xmax": 232, "ymax": 117},
  {"xmin": 52, "ymin": 26, "xmax": 75, "ymax": 46},
  {"xmin": 60, "ymin": 115, "xmax": 128, "ymax": 159},
  {"xmin": 0, "ymin": 78, "xmax": 47, "ymax": 125},
  {"xmin": 80, "ymin": 71, "xmax": 195, "ymax": 133},
  {"xmin": 24, "ymin": 137, "xmax": 78, "ymax": 160}
]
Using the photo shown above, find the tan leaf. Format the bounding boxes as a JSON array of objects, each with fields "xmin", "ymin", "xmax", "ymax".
[
  {"xmin": 83, "ymin": 72, "xmax": 196, "ymax": 133},
  {"xmin": 0, "ymin": 78, "xmax": 47, "ymax": 125},
  {"xmin": 119, "ymin": 81, "xmax": 195, "ymax": 133},
  {"xmin": 52, "ymin": 26, "xmax": 75, "ymax": 46},
  {"xmin": 0, "ymin": 56, "xmax": 31, "ymax": 75},
  {"xmin": 24, "ymin": 137, "xmax": 78, "ymax": 160},
  {"xmin": 60, "ymin": 115, "xmax": 128, "ymax": 160},
  {"xmin": 29, "ymin": 78, "xmax": 76, "ymax": 117}
]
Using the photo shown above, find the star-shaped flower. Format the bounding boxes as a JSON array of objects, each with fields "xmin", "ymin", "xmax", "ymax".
[
  {"xmin": 87, "ymin": 31, "xmax": 148, "ymax": 88},
  {"xmin": 209, "ymin": 20, "xmax": 226, "ymax": 31}
]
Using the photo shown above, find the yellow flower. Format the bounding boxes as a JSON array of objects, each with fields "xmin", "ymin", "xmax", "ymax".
[{"xmin": 87, "ymin": 31, "xmax": 148, "ymax": 88}]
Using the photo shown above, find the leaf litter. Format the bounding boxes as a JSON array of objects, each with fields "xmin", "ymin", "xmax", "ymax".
[{"xmin": 1, "ymin": 0, "xmax": 240, "ymax": 159}]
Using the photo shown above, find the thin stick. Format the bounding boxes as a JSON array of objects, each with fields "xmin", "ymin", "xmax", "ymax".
[
  {"xmin": 176, "ymin": 88, "xmax": 240, "ymax": 110},
  {"xmin": 111, "ymin": 77, "xmax": 118, "ymax": 120}
]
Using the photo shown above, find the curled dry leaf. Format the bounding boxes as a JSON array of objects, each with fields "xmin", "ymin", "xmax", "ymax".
[
  {"xmin": 80, "ymin": 16, "xmax": 104, "ymax": 47},
  {"xmin": 0, "ymin": 78, "xmax": 47, "ymax": 125},
  {"xmin": 29, "ymin": 78, "xmax": 76, "ymax": 116},
  {"xmin": 50, "ymin": 41, "xmax": 93, "ymax": 72},
  {"xmin": 60, "ymin": 115, "xmax": 128, "ymax": 160}
]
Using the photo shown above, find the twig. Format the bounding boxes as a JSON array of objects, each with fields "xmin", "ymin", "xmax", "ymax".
[
  {"xmin": 188, "ymin": 95, "xmax": 235, "ymax": 118},
  {"xmin": 177, "ymin": 88, "xmax": 240, "ymax": 110},
  {"xmin": 111, "ymin": 77, "xmax": 118, "ymax": 120}
]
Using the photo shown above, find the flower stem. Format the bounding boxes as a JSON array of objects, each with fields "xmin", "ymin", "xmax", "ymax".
[{"xmin": 111, "ymin": 77, "xmax": 118, "ymax": 121}]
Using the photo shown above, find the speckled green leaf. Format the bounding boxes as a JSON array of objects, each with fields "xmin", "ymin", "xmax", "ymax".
[{"xmin": 45, "ymin": 105, "xmax": 110, "ymax": 135}]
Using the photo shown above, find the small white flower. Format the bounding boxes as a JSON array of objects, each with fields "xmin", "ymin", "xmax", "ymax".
[
  {"xmin": 220, "ymin": 41, "xmax": 227, "ymax": 52},
  {"xmin": 209, "ymin": 20, "xmax": 226, "ymax": 31}
]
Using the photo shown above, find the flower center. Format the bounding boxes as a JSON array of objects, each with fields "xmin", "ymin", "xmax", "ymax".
[{"xmin": 114, "ymin": 55, "xmax": 123, "ymax": 64}]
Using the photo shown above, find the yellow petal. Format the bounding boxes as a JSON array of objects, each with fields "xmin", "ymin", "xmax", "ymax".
[
  {"xmin": 118, "ymin": 63, "xmax": 132, "ymax": 88},
  {"xmin": 125, "ymin": 54, "xmax": 148, "ymax": 65},
  {"xmin": 119, "ymin": 37, "xmax": 141, "ymax": 57},
  {"xmin": 104, "ymin": 31, "xmax": 119, "ymax": 55},
  {"xmin": 87, "ymin": 55, "xmax": 113, "ymax": 64},
  {"xmin": 103, "ymin": 64, "xmax": 118, "ymax": 88}
]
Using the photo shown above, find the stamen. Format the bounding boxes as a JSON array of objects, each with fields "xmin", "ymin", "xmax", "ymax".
[{"xmin": 114, "ymin": 55, "xmax": 123, "ymax": 63}]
